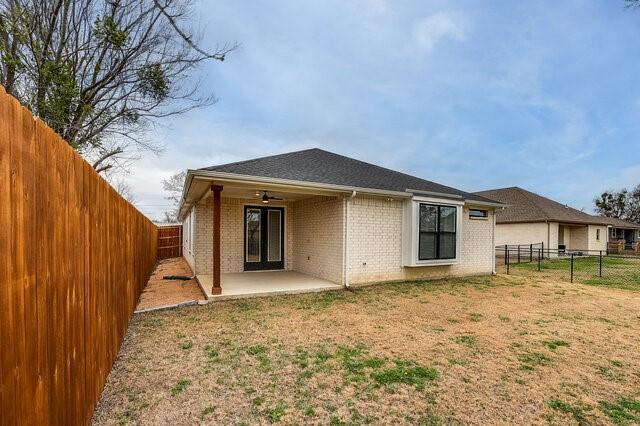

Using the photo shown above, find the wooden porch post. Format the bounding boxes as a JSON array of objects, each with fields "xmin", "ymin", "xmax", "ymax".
[{"xmin": 211, "ymin": 184, "xmax": 223, "ymax": 295}]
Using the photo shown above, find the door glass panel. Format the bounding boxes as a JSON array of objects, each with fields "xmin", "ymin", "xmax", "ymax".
[
  {"xmin": 246, "ymin": 209, "xmax": 261, "ymax": 262},
  {"xmin": 267, "ymin": 210, "xmax": 281, "ymax": 262}
]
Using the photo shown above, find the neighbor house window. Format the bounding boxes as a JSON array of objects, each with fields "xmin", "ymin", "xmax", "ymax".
[
  {"xmin": 469, "ymin": 208, "xmax": 488, "ymax": 219},
  {"xmin": 418, "ymin": 204, "xmax": 457, "ymax": 260},
  {"xmin": 596, "ymin": 229, "xmax": 600, "ymax": 241}
]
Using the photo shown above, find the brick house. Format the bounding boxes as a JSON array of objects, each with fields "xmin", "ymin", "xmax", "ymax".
[
  {"xmin": 474, "ymin": 187, "xmax": 610, "ymax": 253},
  {"xmin": 177, "ymin": 149, "xmax": 502, "ymax": 297}
]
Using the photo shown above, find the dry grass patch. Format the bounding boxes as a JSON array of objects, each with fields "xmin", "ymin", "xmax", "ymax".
[{"xmin": 93, "ymin": 274, "xmax": 640, "ymax": 425}]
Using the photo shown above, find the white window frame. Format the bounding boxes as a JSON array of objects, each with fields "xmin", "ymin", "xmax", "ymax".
[
  {"xmin": 402, "ymin": 196, "xmax": 463, "ymax": 267},
  {"xmin": 596, "ymin": 228, "xmax": 600, "ymax": 241}
]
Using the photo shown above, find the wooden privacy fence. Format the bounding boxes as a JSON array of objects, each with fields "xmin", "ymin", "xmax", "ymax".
[
  {"xmin": 157, "ymin": 224, "xmax": 182, "ymax": 259},
  {"xmin": 0, "ymin": 87, "xmax": 158, "ymax": 425}
]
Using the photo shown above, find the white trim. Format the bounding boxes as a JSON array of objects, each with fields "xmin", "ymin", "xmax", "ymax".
[
  {"xmin": 403, "ymin": 198, "xmax": 462, "ymax": 267},
  {"xmin": 177, "ymin": 169, "xmax": 500, "ymax": 220},
  {"xmin": 191, "ymin": 170, "xmax": 412, "ymax": 197},
  {"xmin": 242, "ymin": 202, "xmax": 288, "ymax": 270}
]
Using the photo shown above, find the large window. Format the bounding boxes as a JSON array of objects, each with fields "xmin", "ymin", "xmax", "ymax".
[{"xmin": 419, "ymin": 204, "xmax": 457, "ymax": 260}]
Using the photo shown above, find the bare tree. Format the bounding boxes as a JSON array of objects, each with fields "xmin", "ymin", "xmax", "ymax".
[
  {"xmin": 111, "ymin": 178, "xmax": 136, "ymax": 203},
  {"xmin": 162, "ymin": 170, "xmax": 185, "ymax": 221},
  {"xmin": 0, "ymin": 0, "xmax": 236, "ymax": 173}
]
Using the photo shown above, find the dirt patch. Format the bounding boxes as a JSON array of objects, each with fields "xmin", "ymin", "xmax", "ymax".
[
  {"xmin": 135, "ymin": 258, "xmax": 205, "ymax": 311},
  {"xmin": 94, "ymin": 274, "xmax": 640, "ymax": 425}
]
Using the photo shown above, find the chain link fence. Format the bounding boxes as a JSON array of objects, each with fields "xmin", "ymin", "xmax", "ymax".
[{"xmin": 496, "ymin": 243, "xmax": 640, "ymax": 289}]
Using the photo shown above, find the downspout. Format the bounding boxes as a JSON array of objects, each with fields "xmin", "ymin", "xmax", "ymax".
[
  {"xmin": 343, "ymin": 190, "xmax": 356, "ymax": 288},
  {"xmin": 546, "ymin": 220, "xmax": 550, "ymax": 253},
  {"xmin": 491, "ymin": 209, "xmax": 496, "ymax": 275}
]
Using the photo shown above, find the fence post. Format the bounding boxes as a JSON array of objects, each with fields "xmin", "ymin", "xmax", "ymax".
[
  {"xmin": 599, "ymin": 250, "xmax": 602, "ymax": 278},
  {"xmin": 530, "ymin": 244, "xmax": 533, "ymax": 262},
  {"xmin": 517, "ymin": 246, "xmax": 520, "ymax": 263},
  {"xmin": 504, "ymin": 244, "xmax": 508, "ymax": 266},
  {"xmin": 570, "ymin": 253, "xmax": 574, "ymax": 283},
  {"xmin": 538, "ymin": 248, "xmax": 541, "ymax": 271},
  {"xmin": 541, "ymin": 241, "xmax": 544, "ymax": 260},
  {"xmin": 506, "ymin": 249, "xmax": 510, "ymax": 274}
]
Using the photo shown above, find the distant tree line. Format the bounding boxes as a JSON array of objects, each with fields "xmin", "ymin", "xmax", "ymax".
[{"xmin": 594, "ymin": 185, "xmax": 640, "ymax": 223}]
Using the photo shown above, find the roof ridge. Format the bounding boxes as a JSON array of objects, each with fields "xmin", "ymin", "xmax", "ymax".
[
  {"xmin": 475, "ymin": 185, "xmax": 519, "ymax": 194},
  {"xmin": 201, "ymin": 148, "xmax": 321, "ymax": 171}
]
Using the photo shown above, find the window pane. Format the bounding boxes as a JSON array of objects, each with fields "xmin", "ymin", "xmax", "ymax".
[
  {"xmin": 439, "ymin": 233, "xmax": 456, "ymax": 259},
  {"xmin": 439, "ymin": 206, "xmax": 456, "ymax": 232},
  {"xmin": 246, "ymin": 209, "xmax": 261, "ymax": 262},
  {"xmin": 419, "ymin": 205, "xmax": 437, "ymax": 232},
  {"xmin": 267, "ymin": 210, "xmax": 281, "ymax": 262},
  {"xmin": 419, "ymin": 232, "xmax": 437, "ymax": 260}
]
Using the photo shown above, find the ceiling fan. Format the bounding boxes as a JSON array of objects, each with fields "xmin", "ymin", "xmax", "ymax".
[{"xmin": 257, "ymin": 191, "xmax": 283, "ymax": 203}]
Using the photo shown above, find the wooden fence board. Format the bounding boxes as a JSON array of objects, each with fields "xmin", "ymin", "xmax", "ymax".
[
  {"xmin": 0, "ymin": 86, "xmax": 158, "ymax": 425},
  {"xmin": 157, "ymin": 225, "xmax": 182, "ymax": 259},
  {"xmin": 0, "ymin": 81, "xmax": 15, "ymax": 426}
]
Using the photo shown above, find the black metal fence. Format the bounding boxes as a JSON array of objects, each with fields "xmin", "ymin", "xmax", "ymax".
[{"xmin": 496, "ymin": 243, "xmax": 640, "ymax": 289}]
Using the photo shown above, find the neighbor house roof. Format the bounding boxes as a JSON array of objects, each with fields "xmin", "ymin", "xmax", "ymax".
[
  {"xmin": 473, "ymin": 187, "xmax": 610, "ymax": 226},
  {"xmin": 200, "ymin": 148, "xmax": 499, "ymax": 204},
  {"xmin": 596, "ymin": 216, "xmax": 640, "ymax": 229}
]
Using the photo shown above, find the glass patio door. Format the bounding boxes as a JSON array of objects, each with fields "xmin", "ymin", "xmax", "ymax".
[{"xmin": 244, "ymin": 206, "xmax": 284, "ymax": 271}]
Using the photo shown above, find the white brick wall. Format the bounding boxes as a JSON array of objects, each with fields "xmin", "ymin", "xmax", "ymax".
[
  {"xmin": 292, "ymin": 196, "xmax": 344, "ymax": 284},
  {"xmin": 191, "ymin": 193, "xmax": 495, "ymax": 285},
  {"xmin": 193, "ymin": 196, "xmax": 294, "ymax": 275},
  {"xmin": 346, "ymin": 197, "xmax": 495, "ymax": 284}
]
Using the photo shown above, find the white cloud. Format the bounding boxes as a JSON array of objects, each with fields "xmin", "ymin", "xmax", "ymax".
[{"xmin": 413, "ymin": 12, "xmax": 467, "ymax": 52}]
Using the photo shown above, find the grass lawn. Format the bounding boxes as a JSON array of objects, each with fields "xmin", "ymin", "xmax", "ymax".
[
  {"xmin": 92, "ymin": 275, "xmax": 640, "ymax": 425},
  {"xmin": 508, "ymin": 256, "xmax": 640, "ymax": 291}
]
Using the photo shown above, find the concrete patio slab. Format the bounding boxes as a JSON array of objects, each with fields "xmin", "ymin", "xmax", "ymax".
[{"xmin": 196, "ymin": 271, "xmax": 342, "ymax": 300}]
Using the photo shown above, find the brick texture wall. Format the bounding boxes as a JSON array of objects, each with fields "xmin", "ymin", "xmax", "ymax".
[
  {"xmin": 346, "ymin": 197, "xmax": 495, "ymax": 284},
  {"xmin": 191, "ymin": 193, "xmax": 495, "ymax": 285},
  {"xmin": 193, "ymin": 196, "xmax": 294, "ymax": 275},
  {"xmin": 292, "ymin": 196, "xmax": 344, "ymax": 284}
]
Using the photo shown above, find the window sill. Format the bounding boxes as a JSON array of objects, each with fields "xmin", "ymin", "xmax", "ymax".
[
  {"xmin": 404, "ymin": 259, "xmax": 459, "ymax": 267},
  {"xmin": 469, "ymin": 216, "xmax": 488, "ymax": 220}
]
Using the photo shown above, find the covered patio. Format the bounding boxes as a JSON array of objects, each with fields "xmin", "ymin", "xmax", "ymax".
[{"xmin": 179, "ymin": 167, "xmax": 357, "ymax": 299}]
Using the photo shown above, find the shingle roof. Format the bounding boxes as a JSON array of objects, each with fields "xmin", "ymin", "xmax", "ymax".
[
  {"xmin": 595, "ymin": 216, "xmax": 640, "ymax": 229},
  {"xmin": 201, "ymin": 148, "xmax": 498, "ymax": 203},
  {"xmin": 474, "ymin": 187, "xmax": 610, "ymax": 226}
]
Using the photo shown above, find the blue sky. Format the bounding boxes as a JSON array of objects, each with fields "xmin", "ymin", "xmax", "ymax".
[{"xmin": 126, "ymin": 0, "xmax": 640, "ymax": 220}]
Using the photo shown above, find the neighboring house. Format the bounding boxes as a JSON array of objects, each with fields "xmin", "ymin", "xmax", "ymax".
[
  {"xmin": 474, "ymin": 187, "xmax": 609, "ymax": 253},
  {"xmin": 597, "ymin": 216, "xmax": 640, "ymax": 249},
  {"xmin": 178, "ymin": 148, "xmax": 502, "ymax": 296}
]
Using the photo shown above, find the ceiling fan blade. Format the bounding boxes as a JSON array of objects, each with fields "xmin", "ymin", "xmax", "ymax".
[{"xmin": 270, "ymin": 197, "xmax": 283, "ymax": 200}]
